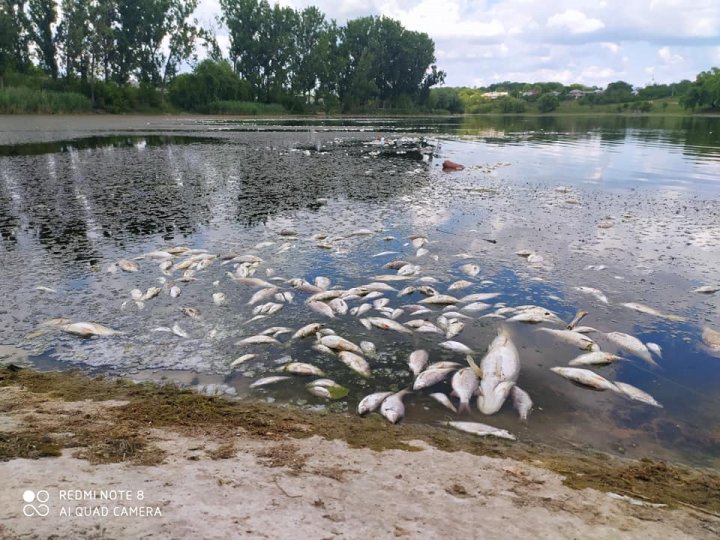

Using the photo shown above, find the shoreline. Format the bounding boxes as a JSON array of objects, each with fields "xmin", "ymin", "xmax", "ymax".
[{"xmin": 1, "ymin": 367, "xmax": 718, "ymax": 538}]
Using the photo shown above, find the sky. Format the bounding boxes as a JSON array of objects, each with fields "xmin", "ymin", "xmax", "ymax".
[{"xmin": 193, "ymin": 0, "xmax": 720, "ymax": 88}]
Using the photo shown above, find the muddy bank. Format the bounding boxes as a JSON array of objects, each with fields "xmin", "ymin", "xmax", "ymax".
[{"xmin": 0, "ymin": 367, "xmax": 718, "ymax": 538}]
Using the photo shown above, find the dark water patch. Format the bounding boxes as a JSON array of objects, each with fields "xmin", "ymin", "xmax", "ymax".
[{"xmin": 0, "ymin": 134, "xmax": 221, "ymax": 157}]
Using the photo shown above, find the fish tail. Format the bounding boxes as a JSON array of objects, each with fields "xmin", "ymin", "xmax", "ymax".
[{"xmin": 458, "ymin": 401, "xmax": 471, "ymax": 414}]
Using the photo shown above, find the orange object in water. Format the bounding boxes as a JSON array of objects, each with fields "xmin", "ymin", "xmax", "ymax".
[{"xmin": 442, "ymin": 160, "xmax": 465, "ymax": 171}]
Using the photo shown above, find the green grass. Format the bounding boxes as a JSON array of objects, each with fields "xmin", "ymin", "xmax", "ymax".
[
  {"xmin": 205, "ymin": 100, "xmax": 287, "ymax": 115},
  {"xmin": 0, "ymin": 86, "xmax": 91, "ymax": 113}
]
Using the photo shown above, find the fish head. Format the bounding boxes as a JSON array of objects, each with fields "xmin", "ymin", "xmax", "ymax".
[
  {"xmin": 476, "ymin": 381, "xmax": 515, "ymax": 415},
  {"xmin": 383, "ymin": 409, "xmax": 401, "ymax": 424}
]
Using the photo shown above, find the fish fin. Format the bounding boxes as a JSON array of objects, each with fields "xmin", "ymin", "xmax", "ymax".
[
  {"xmin": 465, "ymin": 354, "xmax": 482, "ymax": 377},
  {"xmin": 458, "ymin": 402, "xmax": 471, "ymax": 414}
]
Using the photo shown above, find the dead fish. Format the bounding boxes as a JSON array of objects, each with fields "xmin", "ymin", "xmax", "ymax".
[
  {"xmin": 510, "ymin": 386, "xmax": 533, "ymax": 421},
  {"xmin": 405, "ymin": 319, "xmax": 432, "ymax": 329},
  {"xmin": 373, "ymin": 274, "xmax": 412, "ymax": 282},
  {"xmin": 408, "ymin": 349, "xmax": 429, "ymax": 376},
  {"xmin": 693, "ymin": 285, "xmax": 719, "ymax": 294},
  {"xmin": 569, "ymin": 351, "xmax": 623, "ymax": 366},
  {"xmin": 380, "ymin": 389, "xmax": 412, "ymax": 424},
  {"xmin": 439, "ymin": 341, "xmax": 474, "ymax": 355},
  {"xmin": 352, "ymin": 303, "xmax": 372, "ymax": 317},
  {"xmin": 527, "ymin": 253, "xmax": 544, "ymax": 264},
  {"xmin": 461, "ymin": 302, "xmax": 492, "ymax": 313},
  {"xmin": 416, "ymin": 248, "xmax": 429, "ymax": 257},
  {"xmin": 235, "ymin": 277, "xmax": 274, "ymax": 288},
  {"xmin": 364, "ymin": 317, "xmax": 413, "ymax": 334},
  {"xmin": 620, "ymin": 302, "xmax": 686, "ymax": 322},
  {"xmin": 130, "ymin": 288, "xmax": 143, "ymax": 300},
  {"xmin": 358, "ymin": 392, "xmax": 393, "ymax": 415},
  {"xmin": 538, "ymin": 328, "xmax": 600, "ymax": 351},
  {"xmin": 308, "ymin": 290, "xmax": 345, "ymax": 303},
  {"xmin": 452, "ymin": 368, "xmax": 480, "ymax": 413},
  {"xmin": 397, "ymin": 264, "xmax": 420, "ymax": 276},
  {"xmin": 35, "ymin": 286, "xmax": 57, "ymax": 293},
  {"xmin": 417, "ymin": 323, "xmax": 445, "ymax": 335},
  {"xmin": 605, "ymin": 332, "xmax": 657, "ymax": 367},
  {"xmin": 305, "ymin": 379, "xmax": 349, "ymax": 399},
  {"xmin": 292, "ymin": 323, "xmax": 323, "ymax": 339},
  {"xmin": 229, "ymin": 354, "xmax": 256, "ymax": 367},
  {"xmin": 253, "ymin": 302, "xmax": 284, "ymax": 316},
  {"xmin": 338, "ymin": 351, "xmax": 372, "ymax": 378},
  {"xmin": 574, "ymin": 286, "xmax": 609, "ymax": 304},
  {"xmin": 360, "ymin": 341, "xmax": 376, "ymax": 356},
  {"xmin": 419, "ymin": 294, "xmax": 459, "ymax": 305},
  {"xmin": 314, "ymin": 276, "xmax": 331, "ymax": 290},
  {"xmin": 384, "ymin": 260, "xmax": 410, "ymax": 270},
  {"xmin": 477, "ymin": 328, "xmax": 520, "ymax": 414},
  {"xmin": 141, "ymin": 287, "xmax": 162, "ymax": 301},
  {"xmin": 261, "ymin": 326, "xmax": 293, "ymax": 337},
  {"xmin": 416, "ymin": 286, "xmax": 438, "ymax": 297},
  {"xmin": 507, "ymin": 306, "xmax": 564, "ymax": 325},
  {"xmin": 550, "ymin": 367, "xmax": 618, "ymax": 392},
  {"xmin": 250, "ymin": 376, "xmax": 291, "ymax": 388},
  {"xmin": 372, "ymin": 251, "xmax": 398, "ymax": 258},
  {"xmin": 426, "ymin": 361, "xmax": 463, "ymax": 370},
  {"xmin": 248, "ymin": 287, "xmax": 278, "ymax": 305},
  {"xmin": 411, "ymin": 237, "xmax": 427, "ymax": 249},
  {"xmin": 448, "ymin": 280, "xmax": 472, "ymax": 291},
  {"xmin": 614, "ymin": 382, "xmax": 662, "ymax": 408},
  {"xmin": 702, "ymin": 326, "xmax": 720, "ymax": 352},
  {"xmin": 363, "ymin": 282, "xmax": 398, "ymax": 292},
  {"xmin": 181, "ymin": 307, "xmax": 200, "ymax": 318},
  {"xmin": 398, "ymin": 286, "xmax": 417, "ymax": 297},
  {"xmin": 429, "ymin": 393, "xmax": 457, "ymax": 413},
  {"xmin": 444, "ymin": 421, "xmax": 516, "ymax": 441},
  {"xmin": 572, "ymin": 326, "xmax": 598, "ymax": 334},
  {"xmin": 446, "ymin": 320, "xmax": 465, "ymax": 339},
  {"xmin": 413, "ymin": 368, "xmax": 456, "ymax": 390},
  {"xmin": 307, "ymin": 301, "xmax": 335, "ymax": 318},
  {"xmin": 460, "ymin": 293, "xmax": 501, "ymax": 303},
  {"xmin": 274, "ymin": 291, "xmax": 294, "ymax": 303},
  {"xmin": 646, "ymin": 343, "xmax": 662, "ymax": 358},
  {"xmin": 319, "ymin": 335, "xmax": 364, "ymax": 355},
  {"xmin": 236, "ymin": 335, "xmax": 279, "ymax": 346},
  {"xmin": 118, "ymin": 259, "xmax": 139, "ymax": 272},
  {"xmin": 312, "ymin": 343, "xmax": 335, "ymax": 356},
  {"xmin": 159, "ymin": 260, "xmax": 173, "ymax": 273},
  {"xmin": 278, "ymin": 362, "xmax": 325, "ymax": 377},
  {"xmin": 459, "ymin": 263, "xmax": 480, "ymax": 277},
  {"xmin": 328, "ymin": 298, "xmax": 349, "ymax": 315},
  {"xmin": 169, "ymin": 286, "xmax": 181, "ymax": 298},
  {"xmin": 172, "ymin": 323, "xmax": 189, "ymax": 338},
  {"xmin": 516, "ymin": 250, "xmax": 532, "ymax": 257},
  {"xmin": 145, "ymin": 250, "xmax": 174, "ymax": 260},
  {"xmin": 60, "ymin": 322, "xmax": 121, "ymax": 337},
  {"xmin": 209, "ymin": 292, "xmax": 225, "ymax": 305}
]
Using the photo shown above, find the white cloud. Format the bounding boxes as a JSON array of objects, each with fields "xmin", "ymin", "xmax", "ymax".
[
  {"xmin": 658, "ymin": 46, "xmax": 684, "ymax": 64},
  {"xmin": 601, "ymin": 42, "xmax": 620, "ymax": 54},
  {"xmin": 547, "ymin": 9, "xmax": 605, "ymax": 34}
]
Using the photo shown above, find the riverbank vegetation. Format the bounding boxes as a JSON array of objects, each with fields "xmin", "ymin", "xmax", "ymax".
[{"xmin": 1, "ymin": 0, "xmax": 719, "ymax": 115}]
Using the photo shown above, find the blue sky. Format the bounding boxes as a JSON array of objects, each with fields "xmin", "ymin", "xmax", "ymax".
[{"xmin": 194, "ymin": 0, "xmax": 720, "ymax": 88}]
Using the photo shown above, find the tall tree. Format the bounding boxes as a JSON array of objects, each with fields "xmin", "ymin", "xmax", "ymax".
[
  {"xmin": 0, "ymin": 0, "xmax": 31, "ymax": 85},
  {"xmin": 28, "ymin": 0, "xmax": 57, "ymax": 77}
]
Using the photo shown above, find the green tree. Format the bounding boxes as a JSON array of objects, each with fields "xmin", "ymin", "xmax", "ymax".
[
  {"xmin": 28, "ymin": 0, "xmax": 57, "ymax": 77},
  {"xmin": 537, "ymin": 93, "xmax": 559, "ymax": 113},
  {"xmin": 0, "ymin": 0, "xmax": 31, "ymax": 86},
  {"xmin": 681, "ymin": 67, "xmax": 720, "ymax": 110},
  {"xmin": 497, "ymin": 96, "xmax": 525, "ymax": 113}
]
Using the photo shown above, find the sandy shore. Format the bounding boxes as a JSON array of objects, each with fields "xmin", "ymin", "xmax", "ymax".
[
  {"xmin": 1, "ymin": 369, "xmax": 719, "ymax": 539},
  {"xmin": 2, "ymin": 433, "xmax": 717, "ymax": 540}
]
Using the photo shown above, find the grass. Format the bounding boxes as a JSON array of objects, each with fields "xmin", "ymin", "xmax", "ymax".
[
  {"xmin": 1, "ymin": 366, "xmax": 719, "ymax": 513},
  {"xmin": 0, "ymin": 86, "xmax": 91, "ymax": 114}
]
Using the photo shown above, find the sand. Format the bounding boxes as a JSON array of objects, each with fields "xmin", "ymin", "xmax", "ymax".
[{"xmin": 1, "ymin": 391, "xmax": 718, "ymax": 539}]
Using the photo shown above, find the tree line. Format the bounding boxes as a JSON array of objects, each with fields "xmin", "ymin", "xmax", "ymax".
[{"xmin": 0, "ymin": 0, "xmax": 444, "ymax": 112}]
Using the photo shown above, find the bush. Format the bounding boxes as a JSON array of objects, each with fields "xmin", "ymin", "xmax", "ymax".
[
  {"xmin": 537, "ymin": 93, "xmax": 559, "ymax": 113},
  {"xmin": 0, "ymin": 86, "xmax": 91, "ymax": 113},
  {"xmin": 168, "ymin": 60, "xmax": 251, "ymax": 112},
  {"xmin": 497, "ymin": 96, "xmax": 526, "ymax": 113}
]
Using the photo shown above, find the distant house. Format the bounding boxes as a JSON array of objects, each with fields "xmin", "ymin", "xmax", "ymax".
[
  {"xmin": 482, "ymin": 91, "xmax": 509, "ymax": 100},
  {"xmin": 521, "ymin": 89, "xmax": 539, "ymax": 98},
  {"xmin": 568, "ymin": 89, "xmax": 585, "ymax": 99}
]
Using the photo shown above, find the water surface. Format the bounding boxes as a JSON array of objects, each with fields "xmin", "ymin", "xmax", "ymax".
[{"xmin": 1, "ymin": 114, "xmax": 718, "ymax": 468}]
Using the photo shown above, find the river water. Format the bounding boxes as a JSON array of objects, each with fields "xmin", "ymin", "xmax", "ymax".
[{"xmin": 0, "ymin": 114, "xmax": 718, "ymax": 468}]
